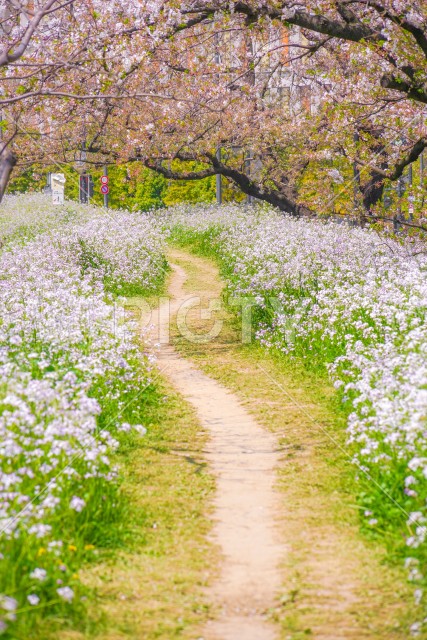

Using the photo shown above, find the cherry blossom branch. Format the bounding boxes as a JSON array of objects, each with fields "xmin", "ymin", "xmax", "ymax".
[
  {"xmin": 0, "ymin": 0, "xmax": 74, "ymax": 67},
  {"xmin": 183, "ymin": 2, "xmax": 380, "ymax": 43},
  {"xmin": 0, "ymin": 91, "xmax": 197, "ymax": 107},
  {"xmin": 349, "ymin": 0, "xmax": 427, "ymax": 58}
]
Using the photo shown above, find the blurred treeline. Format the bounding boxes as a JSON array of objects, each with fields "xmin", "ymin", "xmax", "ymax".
[{"xmin": 7, "ymin": 160, "xmax": 244, "ymax": 210}]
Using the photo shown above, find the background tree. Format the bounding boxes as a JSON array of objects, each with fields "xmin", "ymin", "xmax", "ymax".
[{"xmin": 0, "ymin": 0, "xmax": 194, "ymax": 202}]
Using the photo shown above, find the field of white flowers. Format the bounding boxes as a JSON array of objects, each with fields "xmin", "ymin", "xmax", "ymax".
[
  {"xmin": 170, "ymin": 203, "xmax": 427, "ymax": 624},
  {"xmin": 0, "ymin": 195, "xmax": 167, "ymax": 636},
  {"xmin": 4, "ymin": 193, "xmax": 427, "ymax": 635}
]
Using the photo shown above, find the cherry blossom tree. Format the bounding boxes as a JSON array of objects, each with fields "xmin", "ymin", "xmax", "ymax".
[
  {"xmin": 3, "ymin": 0, "xmax": 427, "ymax": 225},
  {"xmin": 115, "ymin": 2, "xmax": 426, "ymax": 220},
  {"xmin": 0, "ymin": 0, "xmax": 192, "ymax": 202},
  {"xmin": 182, "ymin": 0, "xmax": 427, "ymax": 106}
]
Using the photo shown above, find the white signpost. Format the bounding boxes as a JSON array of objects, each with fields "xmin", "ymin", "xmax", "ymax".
[{"xmin": 51, "ymin": 173, "xmax": 66, "ymax": 205}]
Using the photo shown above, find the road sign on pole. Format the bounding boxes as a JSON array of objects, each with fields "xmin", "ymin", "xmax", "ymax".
[{"xmin": 102, "ymin": 166, "xmax": 109, "ymax": 208}]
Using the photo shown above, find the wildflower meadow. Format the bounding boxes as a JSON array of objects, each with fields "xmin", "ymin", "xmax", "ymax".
[
  {"xmin": 2, "ymin": 194, "xmax": 427, "ymax": 636},
  {"xmin": 0, "ymin": 194, "xmax": 167, "ymax": 636}
]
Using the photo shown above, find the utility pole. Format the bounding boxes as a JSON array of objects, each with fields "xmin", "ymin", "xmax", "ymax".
[
  {"xmin": 408, "ymin": 163, "xmax": 414, "ymax": 220},
  {"xmin": 245, "ymin": 150, "xmax": 253, "ymax": 205},
  {"xmin": 394, "ymin": 175, "xmax": 405, "ymax": 232},
  {"xmin": 216, "ymin": 148, "xmax": 222, "ymax": 205},
  {"xmin": 420, "ymin": 112, "xmax": 425, "ymax": 184},
  {"xmin": 353, "ymin": 131, "xmax": 360, "ymax": 214},
  {"xmin": 214, "ymin": 32, "xmax": 222, "ymax": 206}
]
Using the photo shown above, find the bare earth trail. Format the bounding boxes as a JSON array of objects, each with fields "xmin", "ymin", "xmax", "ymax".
[
  {"xmin": 148, "ymin": 260, "xmax": 282, "ymax": 640},
  {"xmin": 144, "ymin": 247, "xmax": 415, "ymax": 640}
]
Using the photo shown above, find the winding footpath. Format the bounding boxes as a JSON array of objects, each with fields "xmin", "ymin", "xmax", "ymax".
[
  {"xmin": 149, "ymin": 261, "xmax": 282, "ymax": 640},
  {"xmin": 138, "ymin": 248, "xmax": 413, "ymax": 640}
]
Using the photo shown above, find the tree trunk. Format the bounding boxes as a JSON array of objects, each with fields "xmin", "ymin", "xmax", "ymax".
[
  {"xmin": 210, "ymin": 156, "xmax": 313, "ymax": 217},
  {"xmin": 145, "ymin": 156, "xmax": 314, "ymax": 217},
  {"xmin": 360, "ymin": 171, "xmax": 385, "ymax": 211},
  {"xmin": 0, "ymin": 148, "xmax": 17, "ymax": 204}
]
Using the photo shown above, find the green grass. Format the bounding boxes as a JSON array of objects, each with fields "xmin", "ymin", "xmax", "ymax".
[{"xmin": 52, "ymin": 354, "xmax": 215, "ymax": 640}]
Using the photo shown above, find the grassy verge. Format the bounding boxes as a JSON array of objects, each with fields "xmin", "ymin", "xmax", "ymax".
[
  {"xmin": 167, "ymin": 243, "xmax": 419, "ymax": 639},
  {"xmin": 56, "ymin": 286, "xmax": 215, "ymax": 640},
  {"xmin": 0, "ymin": 199, "xmax": 183, "ymax": 639},
  {"xmin": 57, "ymin": 370, "xmax": 215, "ymax": 640}
]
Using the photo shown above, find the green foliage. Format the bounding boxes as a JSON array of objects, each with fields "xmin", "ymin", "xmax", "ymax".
[
  {"xmin": 133, "ymin": 169, "xmax": 167, "ymax": 210},
  {"xmin": 8, "ymin": 166, "xmax": 46, "ymax": 194},
  {"xmin": 164, "ymin": 174, "xmax": 216, "ymax": 206},
  {"xmin": 164, "ymin": 160, "xmax": 216, "ymax": 206},
  {"xmin": 7, "ymin": 160, "xmax": 245, "ymax": 210},
  {"xmin": 88, "ymin": 165, "xmax": 167, "ymax": 211}
]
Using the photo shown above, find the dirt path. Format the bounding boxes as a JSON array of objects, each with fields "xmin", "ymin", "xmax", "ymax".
[
  {"xmin": 149, "ymin": 247, "xmax": 415, "ymax": 640},
  {"xmin": 147, "ymin": 260, "xmax": 282, "ymax": 640}
]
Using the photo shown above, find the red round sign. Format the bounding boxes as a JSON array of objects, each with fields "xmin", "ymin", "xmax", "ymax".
[
  {"xmin": 100, "ymin": 185, "xmax": 109, "ymax": 194},
  {"xmin": 100, "ymin": 175, "xmax": 109, "ymax": 185}
]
